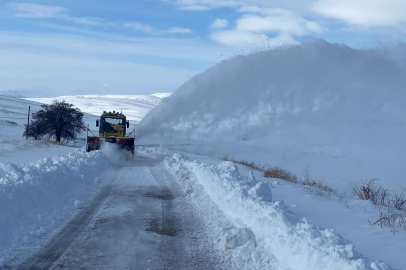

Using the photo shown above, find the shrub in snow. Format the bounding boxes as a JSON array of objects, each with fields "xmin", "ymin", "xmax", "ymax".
[
  {"xmin": 372, "ymin": 208, "xmax": 406, "ymax": 233},
  {"xmin": 351, "ymin": 179, "xmax": 406, "ymax": 215}
]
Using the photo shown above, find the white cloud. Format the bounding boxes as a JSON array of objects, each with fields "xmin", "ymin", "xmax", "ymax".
[
  {"xmin": 211, "ymin": 30, "xmax": 297, "ymax": 47},
  {"xmin": 235, "ymin": 8, "xmax": 322, "ymax": 35},
  {"xmin": 160, "ymin": 0, "xmax": 314, "ymax": 12},
  {"xmin": 124, "ymin": 22, "xmax": 156, "ymax": 34},
  {"xmin": 10, "ymin": 3, "xmax": 66, "ymax": 18},
  {"xmin": 313, "ymin": 0, "xmax": 406, "ymax": 26},
  {"xmin": 125, "ymin": 22, "xmax": 192, "ymax": 35},
  {"xmin": 211, "ymin": 7, "xmax": 322, "ymax": 47},
  {"xmin": 211, "ymin": 19, "xmax": 229, "ymax": 29},
  {"xmin": 8, "ymin": 3, "xmax": 111, "ymax": 26},
  {"xmin": 167, "ymin": 27, "xmax": 193, "ymax": 34},
  {"xmin": 163, "ymin": 0, "xmax": 241, "ymax": 10}
]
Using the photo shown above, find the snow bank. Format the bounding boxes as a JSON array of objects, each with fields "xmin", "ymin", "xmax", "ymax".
[
  {"xmin": 164, "ymin": 153, "xmax": 392, "ymax": 270},
  {"xmin": 0, "ymin": 148, "xmax": 110, "ymax": 263}
]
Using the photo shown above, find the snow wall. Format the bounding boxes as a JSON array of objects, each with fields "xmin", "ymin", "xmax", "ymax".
[{"xmin": 137, "ymin": 40, "xmax": 406, "ymax": 189}]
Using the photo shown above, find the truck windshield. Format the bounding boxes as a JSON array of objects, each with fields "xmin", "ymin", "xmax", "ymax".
[{"xmin": 105, "ymin": 118, "xmax": 124, "ymax": 125}]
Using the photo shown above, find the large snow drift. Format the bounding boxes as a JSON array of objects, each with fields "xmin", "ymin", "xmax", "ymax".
[
  {"xmin": 138, "ymin": 41, "xmax": 406, "ymax": 190},
  {"xmin": 138, "ymin": 41, "xmax": 406, "ymax": 138}
]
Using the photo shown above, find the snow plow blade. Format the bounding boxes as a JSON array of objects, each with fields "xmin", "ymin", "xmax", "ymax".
[
  {"xmin": 86, "ymin": 136, "xmax": 102, "ymax": 152},
  {"xmin": 86, "ymin": 136, "xmax": 135, "ymax": 154}
]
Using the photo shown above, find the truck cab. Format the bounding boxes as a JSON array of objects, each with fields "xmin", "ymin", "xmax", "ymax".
[{"xmin": 96, "ymin": 111, "xmax": 129, "ymax": 138}]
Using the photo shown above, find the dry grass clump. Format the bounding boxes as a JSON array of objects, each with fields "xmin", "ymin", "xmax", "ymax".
[
  {"xmin": 351, "ymin": 179, "xmax": 383, "ymax": 205},
  {"xmin": 351, "ymin": 179, "xmax": 406, "ymax": 211},
  {"xmin": 264, "ymin": 167, "xmax": 299, "ymax": 183},
  {"xmin": 372, "ymin": 208, "xmax": 406, "ymax": 233},
  {"xmin": 223, "ymin": 156, "xmax": 266, "ymax": 171},
  {"xmin": 223, "ymin": 156, "xmax": 333, "ymax": 194},
  {"xmin": 302, "ymin": 179, "xmax": 334, "ymax": 193},
  {"xmin": 301, "ymin": 166, "xmax": 334, "ymax": 193},
  {"xmin": 352, "ymin": 179, "xmax": 406, "ymax": 232}
]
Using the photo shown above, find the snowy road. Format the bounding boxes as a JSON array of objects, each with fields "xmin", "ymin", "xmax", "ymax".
[{"xmin": 17, "ymin": 155, "xmax": 221, "ymax": 270}]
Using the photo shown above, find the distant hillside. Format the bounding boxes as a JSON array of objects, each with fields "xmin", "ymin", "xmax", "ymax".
[
  {"xmin": 27, "ymin": 94, "xmax": 167, "ymax": 122},
  {"xmin": 0, "ymin": 90, "xmax": 49, "ymax": 98}
]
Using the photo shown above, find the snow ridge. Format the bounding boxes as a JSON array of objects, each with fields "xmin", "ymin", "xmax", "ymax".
[
  {"xmin": 164, "ymin": 153, "xmax": 392, "ymax": 270},
  {"xmin": 0, "ymin": 148, "xmax": 110, "ymax": 264}
]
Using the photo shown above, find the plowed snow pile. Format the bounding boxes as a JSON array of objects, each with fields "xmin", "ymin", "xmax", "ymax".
[
  {"xmin": 138, "ymin": 41, "xmax": 406, "ymax": 190},
  {"xmin": 165, "ymin": 153, "xmax": 391, "ymax": 270},
  {"xmin": 0, "ymin": 149, "xmax": 110, "ymax": 265}
]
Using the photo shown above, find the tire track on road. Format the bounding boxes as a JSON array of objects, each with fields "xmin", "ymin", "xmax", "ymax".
[{"xmin": 17, "ymin": 185, "xmax": 112, "ymax": 270}]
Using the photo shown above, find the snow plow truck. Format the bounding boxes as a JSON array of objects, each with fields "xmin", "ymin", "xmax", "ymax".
[{"xmin": 86, "ymin": 111, "xmax": 135, "ymax": 155}]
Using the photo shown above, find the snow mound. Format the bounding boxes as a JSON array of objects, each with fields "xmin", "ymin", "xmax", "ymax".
[
  {"xmin": 0, "ymin": 148, "xmax": 110, "ymax": 263},
  {"xmin": 164, "ymin": 153, "xmax": 393, "ymax": 270},
  {"xmin": 220, "ymin": 227, "xmax": 256, "ymax": 250},
  {"xmin": 248, "ymin": 181, "xmax": 272, "ymax": 203}
]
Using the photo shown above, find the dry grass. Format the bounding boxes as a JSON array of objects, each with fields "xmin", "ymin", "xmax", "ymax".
[
  {"xmin": 223, "ymin": 156, "xmax": 406, "ymax": 232},
  {"xmin": 351, "ymin": 179, "xmax": 383, "ymax": 204},
  {"xmin": 301, "ymin": 166, "xmax": 334, "ymax": 193},
  {"xmin": 351, "ymin": 179, "xmax": 406, "ymax": 211},
  {"xmin": 224, "ymin": 156, "xmax": 334, "ymax": 194},
  {"xmin": 264, "ymin": 167, "xmax": 299, "ymax": 183},
  {"xmin": 371, "ymin": 208, "xmax": 406, "ymax": 233},
  {"xmin": 223, "ymin": 156, "xmax": 266, "ymax": 171},
  {"xmin": 302, "ymin": 179, "xmax": 334, "ymax": 193}
]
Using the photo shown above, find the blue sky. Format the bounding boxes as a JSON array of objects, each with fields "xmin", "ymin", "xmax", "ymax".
[{"xmin": 0, "ymin": 0, "xmax": 405, "ymax": 96}]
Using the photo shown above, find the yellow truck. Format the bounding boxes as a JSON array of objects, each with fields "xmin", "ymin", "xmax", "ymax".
[{"xmin": 86, "ymin": 111, "xmax": 134, "ymax": 155}]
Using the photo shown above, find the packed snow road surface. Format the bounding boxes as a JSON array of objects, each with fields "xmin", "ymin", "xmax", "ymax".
[{"xmin": 16, "ymin": 155, "xmax": 221, "ymax": 270}]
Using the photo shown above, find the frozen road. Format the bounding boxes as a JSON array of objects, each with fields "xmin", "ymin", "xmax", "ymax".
[{"xmin": 17, "ymin": 155, "xmax": 222, "ymax": 270}]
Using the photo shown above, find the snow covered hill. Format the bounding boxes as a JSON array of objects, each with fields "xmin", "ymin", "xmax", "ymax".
[
  {"xmin": 0, "ymin": 90, "xmax": 49, "ymax": 98},
  {"xmin": 0, "ymin": 95, "xmax": 79, "ymax": 164},
  {"xmin": 27, "ymin": 93, "xmax": 170, "ymax": 122}
]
